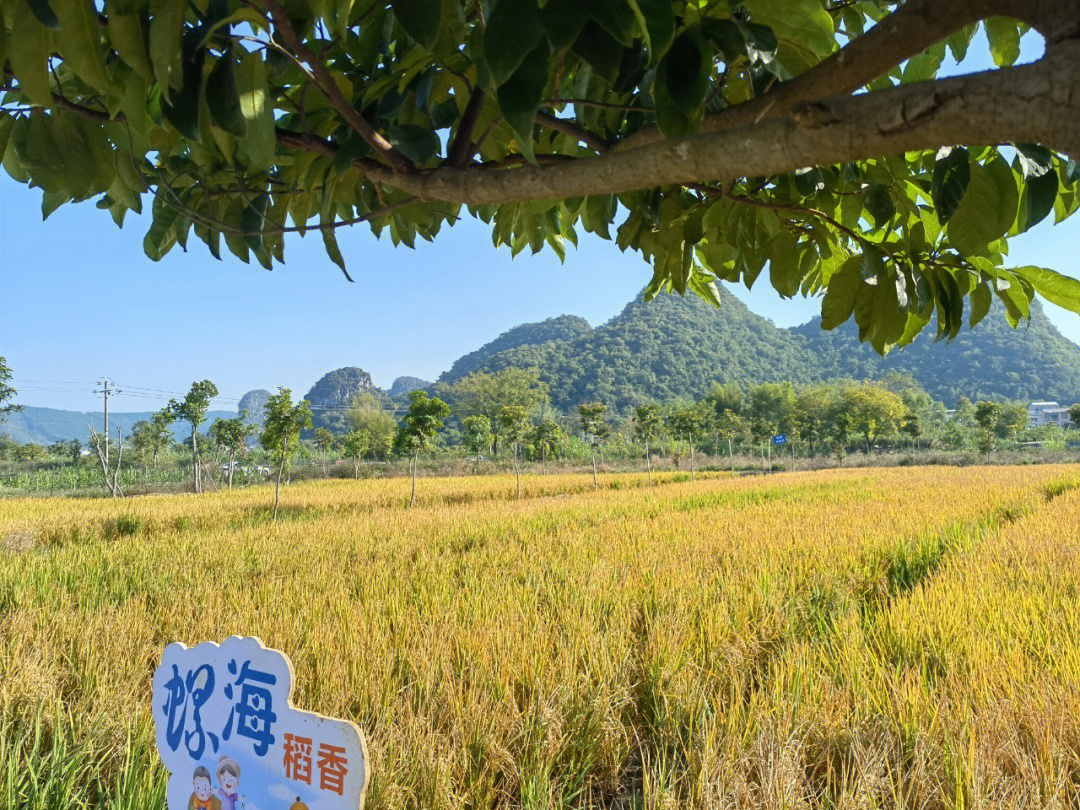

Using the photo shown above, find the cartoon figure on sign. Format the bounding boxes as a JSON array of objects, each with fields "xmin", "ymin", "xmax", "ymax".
[
  {"xmin": 216, "ymin": 756, "xmax": 245, "ymax": 810},
  {"xmin": 153, "ymin": 637, "xmax": 369, "ymax": 810},
  {"xmin": 189, "ymin": 766, "xmax": 221, "ymax": 810}
]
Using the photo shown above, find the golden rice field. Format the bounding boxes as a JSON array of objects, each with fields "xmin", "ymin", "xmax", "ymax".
[{"xmin": 3, "ymin": 466, "xmax": 1080, "ymax": 809}]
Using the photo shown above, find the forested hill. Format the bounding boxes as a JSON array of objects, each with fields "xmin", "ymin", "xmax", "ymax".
[
  {"xmin": 440, "ymin": 289, "xmax": 823, "ymax": 411},
  {"xmin": 792, "ymin": 298, "xmax": 1080, "ymax": 406},
  {"xmin": 442, "ymin": 315, "xmax": 593, "ymax": 381},
  {"xmin": 438, "ymin": 289, "xmax": 1080, "ymax": 412}
]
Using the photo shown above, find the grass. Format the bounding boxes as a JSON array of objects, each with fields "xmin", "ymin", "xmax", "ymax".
[{"xmin": 2, "ymin": 466, "xmax": 1080, "ymax": 808}]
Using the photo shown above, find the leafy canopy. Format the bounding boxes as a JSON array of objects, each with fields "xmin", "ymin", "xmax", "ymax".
[
  {"xmin": 2, "ymin": 0, "xmax": 1080, "ymax": 353},
  {"xmin": 0, "ymin": 357, "xmax": 22, "ymax": 421},
  {"xmin": 165, "ymin": 380, "xmax": 219, "ymax": 429},
  {"xmin": 259, "ymin": 386, "xmax": 314, "ymax": 458}
]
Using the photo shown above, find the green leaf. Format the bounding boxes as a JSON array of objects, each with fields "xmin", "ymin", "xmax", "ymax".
[
  {"xmin": 587, "ymin": 0, "xmax": 636, "ymax": 47},
  {"xmin": 984, "ymin": 17, "xmax": 1020, "ymax": 67},
  {"xmin": 322, "ymin": 219, "xmax": 350, "ymax": 278},
  {"xmin": 948, "ymin": 162, "xmax": 1000, "ymax": 255},
  {"xmin": 862, "ymin": 184, "xmax": 894, "ymax": 229},
  {"xmin": 1022, "ymin": 170, "xmax": 1058, "ymax": 232},
  {"xmin": 10, "ymin": 0, "xmax": 52, "ymax": 106},
  {"xmin": 386, "ymin": 124, "xmax": 438, "ymax": 165},
  {"xmin": 240, "ymin": 193, "xmax": 269, "ymax": 252},
  {"xmin": 540, "ymin": 0, "xmax": 589, "ymax": 50},
  {"xmin": 53, "ymin": 0, "xmax": 113, "ymax": 93},
  {"xmin": 206, "ymin": 48, "xmax": 247, "ymax": 138},
  {"xmin": 931, "ymin": 146, "xmax": 969, "ymax": 224},
  {"xmin": 1011, "ymin": 266, "xmax": 1080, "ymax": 313},
  {"xmin": 236, "ymin": 53, "xmax": 275, "ymax": 171},
  {"xmin": 742, "ymin": 0, "xmax": 835, "ymax": 60},
  {"xmin": 625, "ymin": 0, "xmax": 675, "ymax": 61},
  {"xmin": 985, "ymin": 154, "xmax": 1020, "ymax": 235},
  {"xmin": 1016, "ymin": 143, "xmax": 1053, "ymax": 179},
  {"xmin": 820, "ymin": 255, "xmax": 861, "ymax": 329},
  {"xmin": 107, "ymin": 10, "xmax": 155, "ymax": 82},
  {"xmin": 27, "ymin": 0, "xmax": 61, "ymax": 29},
  {"xmin": 162, "ymin": 39, "xmax": 205, "ymax": 141},
  {"xmin": 654, "ymin": 27, "xmax": 709, "ymax": 137},
  {"xmin": 149, "ymin": 0, "xmax": 186, "ymax": 94},
  {"xmin": 496, "ymin": 38, "xmax": 550, "ymax": 164},
  {"xmin": 969, "ymin": 281, "xmax": 992, "ymax": 327},
  {"xmin": 571, "ymin": 21, "xmax": 623, "ymax": 86},
  {"xmin": 390, "ymin": 0, "xmax": 442, "ymax": 50},
  {"xmin": 483, "ymin": 0, "xmax": 542, "ymax": 87},
  {"xmin": 767, "ymin": 230, "xmax": 801, "ymax": 298},
  {"xmin": 143, "ymin": 199, "xmax": 180, "ymax": 260}
]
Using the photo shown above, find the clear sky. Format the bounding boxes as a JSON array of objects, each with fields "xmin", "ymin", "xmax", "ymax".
[{"xmin": 3, "ymin": 29, "xmax": 1079, "ymax": 413}]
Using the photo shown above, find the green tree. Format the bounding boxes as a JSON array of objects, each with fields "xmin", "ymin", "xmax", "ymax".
[
  {"xmin": 210, "ymin": 416, "xmax": 252, "ymax": 489},
  {"xmin": 341, "ymin": 430, "xmax": 373, "ymax": 479},
  {"xmin": 166, "ymin": 380, "xmax": 219, "ymax": 493},
  {"xmin": 975, "ymin": 401, "xmax": 1004, "ymax": 462},
  {"xmin": 394, "ymin": 390, "xmax": 451, "ymax": 508},
  {"xmin": 716, "ymin": 410, "xmax": 749, "ymax": 473},
  {"xmin": 578, "ymin": 402, "xmax": 609, "ymax": 489},
  {"xmin": 1069, "ymin": 404, "xmax": 1080, "ymax": 428},
  {"xmin": 667, "ymin": 405, "xmax": 707, "ymax": 479},
  {"xmin": 634, "ymin": 403, "xmax": 666, "ymax": 485},
  {"xmin": 312, "ymin": 427, "xmax": 336, "ymax": 475},
  {"xmin": 843, "ymin": 384, "xmax": 906, "ymax": 454},
  {"xmin": 793, "ymin": 385, "xmax": 839, "ymax": 457},
  {"xmin": 952, "ymin": 397, "xmax": 977, "ymax": 430},
  {"xmin": 832, "ymin": 411, "xmax": 853, "ymax": 468},
  {"xmin": 748, "ymin": 383, "xmax": 797, "ymax": 437},
  {"xmin": 901, "ymin": 413, "xmax": 922, "ymax": 452},
  {"xmin": 11, "ymin": 3, "xmax": 1080, "ymax": 347},
  {"xmin": 498, "ymin": 405, "xmax": 531, "ymax": 499},
  {"xmin": 13, "ymin": 443, "xmax": 47, "ymax": 463},
  {"xmin": 449, "ymin": 369, "xmax": 548, "ymax": 458},
  {"xmin": 996, "ymin": 404, "xmax": 1029, "ymax": 446},
  {"xmin": 347, "ymin": 392, "xmax": 397, "ymax": 460},
  {"xmin": 0, "ymin": 357, "xmax": 22, "ymax": 422},
  {"xmin": 461, "ymin": 415, "xmax": 493, "ymax": 473},
  {"xmin": 703, "ymin": 383, "xmax": 743, "ymax": 419},
  {"xmin": 530, "ymin": 419, "xmax": 564, "ymax": 474},
  {"xmin": 260, "ymin": 388, "xmax": 313, "ymax": 520}
]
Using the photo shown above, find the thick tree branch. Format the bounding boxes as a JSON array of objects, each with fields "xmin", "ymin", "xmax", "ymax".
[
  {"xmin": 616, "ymin": 0, "xmax": 1080, "ymax": 155},
  {"xmin": 249, "ymin": 0, "xmax": 413, "ymax": 174},
  {"xmin": 313, "ymin": 49, "xmax": 1080, "ymax": 205}
]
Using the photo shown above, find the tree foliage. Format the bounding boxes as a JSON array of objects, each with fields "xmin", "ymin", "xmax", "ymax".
[
  {"xmin": 4, "ymin": 0, "xmax": 1080, "ymax": 350},
  {"xmin": 0, "ymin": 356, "xmax": 22, "ymax": 422}
]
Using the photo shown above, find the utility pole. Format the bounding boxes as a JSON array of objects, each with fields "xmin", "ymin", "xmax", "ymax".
[{"xmin": 93, "ymin": 378, "xmax": 119, "ymax": 469}]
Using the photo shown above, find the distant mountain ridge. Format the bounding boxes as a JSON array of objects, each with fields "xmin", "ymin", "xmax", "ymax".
[
  {"xmin": 1, "ymin": 407, "xmax": 235, "ymax": 445},
  {"xmin": 439, "ymin": 288, "xmax": 1080, "ymax": 412},
  {"xmin": 8, "ymin": 291, "xmax": 1079, "ymax": 444}
]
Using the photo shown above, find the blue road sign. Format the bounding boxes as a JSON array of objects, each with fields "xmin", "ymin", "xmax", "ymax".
[{"xmin": 772, "ymin": 434, "xmax": 787, "ymax": 445}]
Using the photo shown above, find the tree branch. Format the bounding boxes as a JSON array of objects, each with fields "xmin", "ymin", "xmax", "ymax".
[
  {"xmin": 303, "ymin": 51, "xmax": 1079, "ymax": 205},
  {"xmin": 248, "ymin": 0, "xmax": 413, "ymax": 174},
  {"xmin": 445, "ymin": 87, "xmax": 487, "ymax": 167},
  {"xmin": 535, "ymin": 112, "xmax": 612, "ymax": 153}
]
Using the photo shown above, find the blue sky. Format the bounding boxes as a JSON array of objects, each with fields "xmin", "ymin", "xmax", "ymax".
[{"xmin": 3, "ymin": 29, "xmax": 1079, "ymax": 413}]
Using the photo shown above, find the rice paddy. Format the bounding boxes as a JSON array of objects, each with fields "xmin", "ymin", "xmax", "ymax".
[{"xmin": 3, "ymin": 466, "xmax": 1080, "ymax": 809}]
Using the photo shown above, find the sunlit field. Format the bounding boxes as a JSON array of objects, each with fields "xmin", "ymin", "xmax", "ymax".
[{"xmin": 3, "ymin": 466, "xmax": 1080, "ymax": 809}]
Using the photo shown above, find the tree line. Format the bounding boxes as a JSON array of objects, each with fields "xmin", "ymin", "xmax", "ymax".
[{"xmin": 3, "ymin": 356, "xmax": 1080, "ymax": 510}]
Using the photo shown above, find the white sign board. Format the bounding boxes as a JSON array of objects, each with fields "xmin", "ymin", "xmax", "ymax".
[{"xmin": 152, "ymin": 637, "xmax": 368, "ymax": 810}]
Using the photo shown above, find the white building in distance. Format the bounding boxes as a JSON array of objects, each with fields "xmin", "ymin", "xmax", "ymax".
[{"xmin": 1027, "ymin": 401, "xmax": 1074, "ymax": 428}]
